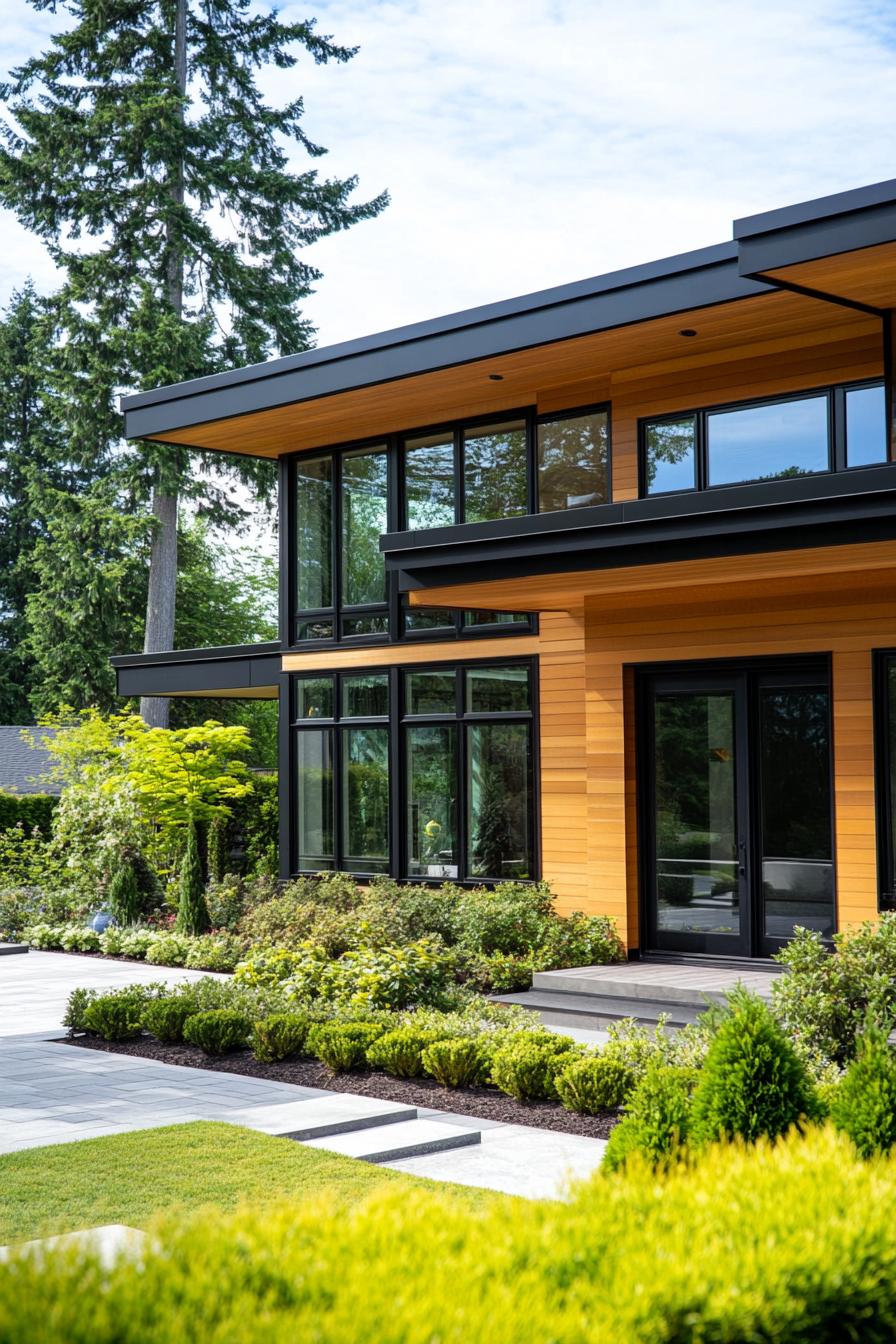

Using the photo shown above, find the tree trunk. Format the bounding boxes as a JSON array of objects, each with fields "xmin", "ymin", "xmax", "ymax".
[{"xmin": 140, "ymin": 0, "xmax": 188, "ymax": 729}]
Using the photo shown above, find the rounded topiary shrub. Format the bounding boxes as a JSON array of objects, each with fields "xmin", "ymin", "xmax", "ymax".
[
  {"xmin": 82, "ymin": 991, "xmax": 147, "ymax": 1042},
  {"xmin": 490, "ymin": 1033, "xmax": 578, "ymax": 1102},
  {"xmin": 183, "ymin": 1009, "xmax": 252, "ymax": 1056},
  {"xmin": 602, "ymin": 1064, "xmax": 699, "ymax": 1173},
  {"xmin": 306, "ymin": 1022, "xmax": 386, "ymax": 1072},
  {"xmin": 830, "ymin": 1026, "xmax": 896, "ymax": 1158},
  {"xmin": 142, "ymin": 997, "xmax": 196, "ymax": 1044},
  {"xmin": 689, "ymin": 989, "xmax": 820, "ymax": 1147},
  {"xmin": 421, "ymin": 1037, "xmax": 489, "ymax": 1089},
  {"xmin": 365, "ymin": 1025, "xmax": 441, "ymax": 1078},
  {"xmin": 252, "ymin": 1013, "xmax": 310, "ymax": 1064},
  {"xmin": 555, "ymin": 1053, "xmax": 633, "ymax": 1115}
]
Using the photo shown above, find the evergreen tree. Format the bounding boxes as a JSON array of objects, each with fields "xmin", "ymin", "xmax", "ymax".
[
  {"xmin": 107, "ymin": 859, "xmax": 141, "ymax": 926},
  {"xmin": 0, "ymin": 1, "xmax": 387, "ymax": 728},
  {"xmin": 176, "ymin": 819, "xmax": 210, "ymax": 934}
]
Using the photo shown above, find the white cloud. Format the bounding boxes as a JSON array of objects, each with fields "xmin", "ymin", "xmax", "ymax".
[{"xmin": 1, "ymin": 0, "xmax": 895, "ymax": 350}]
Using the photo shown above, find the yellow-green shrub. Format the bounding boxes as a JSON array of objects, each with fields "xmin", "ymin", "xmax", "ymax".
[{"xmin": 4, "ymin": 1128, "xmax": 896, "ymax": 1341}]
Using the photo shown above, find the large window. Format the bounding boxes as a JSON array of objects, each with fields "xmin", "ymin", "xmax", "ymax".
[
  {"xmin": 290, "ymin": 659, "xmax": 537, "ymax": 881},
  {"xmin": 641, "ymin": 381, "xmax": 887, "ymax": 496},
  {"xmin": 537, "ymin": 407, "xmax": 609, "ymax": 512}
]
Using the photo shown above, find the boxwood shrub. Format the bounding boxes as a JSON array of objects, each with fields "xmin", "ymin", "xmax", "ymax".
[
  {"xmin": 555, "ymin": 1053, "xmax": 633, "ymax": 1114},
  {"xmin": 489, "ymin": 1032, "xmax": 578, "ymax": 1102},
  {"xmin": 252, "ymin": 1013, "xmax": 310, "ymax": 1064},
  {"xmin": 183, "ymin": 1010, "xmax": 252, "ymax": 1056},
  {"xmin": 365, "ymin": 1024, "xmax": 441, "ymax": 1078},
  {"xmin": 422, "ymin": 1037, "xmax": 489, "ymax": 1088},
  {"xmin": 306, "ymin": 1021, "xmax": 386, "ymax": 1072}
]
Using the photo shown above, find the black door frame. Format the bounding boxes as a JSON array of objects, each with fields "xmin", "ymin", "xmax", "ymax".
[{"xmin": 636, "ymin": 653, "xmax": 835, "ymax": 959}]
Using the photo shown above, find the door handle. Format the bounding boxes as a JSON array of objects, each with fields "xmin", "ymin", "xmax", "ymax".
[{"xmin": 738, "ymin": 839, "xmax": 747, "ymax": 878}]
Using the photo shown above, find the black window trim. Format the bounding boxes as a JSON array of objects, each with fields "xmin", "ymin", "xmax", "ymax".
[
  {"xmin": 638, "ymin": 377, "xmax": 888, "ymax": 500},
  {"xmin": 288, "ymin": 654, "xmax": 540, "ymax": 884}
]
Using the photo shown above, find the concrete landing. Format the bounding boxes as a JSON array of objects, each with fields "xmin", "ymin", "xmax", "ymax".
[
  {"xmin": 305, "ymin": 1118, "xmax": 481, "ymax": 1163},
  {"xmin": 218, "ymin": 1096, "xmax": 417, "ymax": 1141},
  {"xmin": 0, "ymin": 943, "xmax": 27, "ymax": 956},
  {"xmin": 532, "ymin": 962, "xmax": 779, "ymax": 1007},
  {"xmin": 0, "ymin": 1223, "xmax": 146, "ymax": 1268}
]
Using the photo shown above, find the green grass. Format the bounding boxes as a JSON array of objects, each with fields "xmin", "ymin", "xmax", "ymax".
[{"xmin": 0, "ymin": 1121, "xmax": 502, "ymax": 1244}]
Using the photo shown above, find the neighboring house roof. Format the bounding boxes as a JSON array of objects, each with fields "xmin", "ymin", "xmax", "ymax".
[{"xmin": 0, "ymin": 728, "xmax": 61, "ymax": 795}]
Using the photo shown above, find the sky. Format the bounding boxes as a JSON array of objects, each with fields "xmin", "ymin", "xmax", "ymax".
[{"xmin": 2, "ymin": 0, "xmax": 896, "ymax": 352}]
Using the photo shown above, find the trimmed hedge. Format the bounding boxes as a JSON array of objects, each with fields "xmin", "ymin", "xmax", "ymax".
[
  {"xmin": 0, "ymin": 790, "xmax": 57, "ymax": 836},
  {"xmin": 6, "ymin": 1128, "xmax": 896, "ymax": 1341}
]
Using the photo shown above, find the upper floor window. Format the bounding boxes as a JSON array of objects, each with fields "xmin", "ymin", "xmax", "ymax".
[
  {"xmin": 537, "ymin": 407, "xmax": 609, "ymax": 511},
  {"xmin": 641, "ymin": 381, "xmax": 887, "ymax": 497}
]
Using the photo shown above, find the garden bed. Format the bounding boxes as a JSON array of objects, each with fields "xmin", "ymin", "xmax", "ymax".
[{"xmin": 60, "ymin": 1033, "xmax": 620, "ymax": 1139}]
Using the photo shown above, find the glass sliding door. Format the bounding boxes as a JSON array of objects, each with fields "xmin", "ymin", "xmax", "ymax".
[{"xmin": 641, "ymin": 662, "xmax": 834, "ymax": 958}]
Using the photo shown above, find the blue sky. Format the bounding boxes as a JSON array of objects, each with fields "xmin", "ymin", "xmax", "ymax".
[{"xmin": 2, "ymin": 0, "xmax": 896, "ymax": 350}]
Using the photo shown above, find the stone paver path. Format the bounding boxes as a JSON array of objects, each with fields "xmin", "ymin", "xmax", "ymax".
[{"xmin": 0, "ymin": 951, "xmax": 606, "ymax": 1196}]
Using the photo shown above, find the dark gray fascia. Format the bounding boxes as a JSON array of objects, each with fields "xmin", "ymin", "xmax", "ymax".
[{"xmin": 111, "ymin": 641, "xmax": 281, "ymax": 698}]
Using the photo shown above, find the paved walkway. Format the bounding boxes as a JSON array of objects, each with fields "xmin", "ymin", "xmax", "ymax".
[{"xmin": 0, "ymin": 952, "xmax": 606, "ymax": 1198}]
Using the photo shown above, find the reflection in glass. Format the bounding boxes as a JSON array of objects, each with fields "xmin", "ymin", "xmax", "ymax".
[
  {"xmin": 846, "ymin": 384, "xmax": 887, "ymax": 467},
  {"xmin": 342, "ymin": 727, "xmax": 389, "ymax": 873},
  {"xmin": 404, "ymin": 603, "xmax": 455, "ymax": 633},
  {"xmin": 467, "ymin": 723, "xmax": 532, "ymax": 878},
  {"xmin": 466, "ymin": 665, "xmax": 530, "ymax": 713},
  {"xmin": 405, "ymin": 433, "xmax": 455, "ymax": 529},
  {"xmin": 759, "ymin": 686, "xmax": 833, "ymax": 940},
  {"xmin": 537, "ymin": 409, "xmax": 609, "ymax": 511},
  {"xmin": 342, "ymin": 674, "xmax": 389, "ymax": 719},
  {"xmin": 653, "ymin": 693, "xmax": 739, "ymax": 936},
  {"xmin": 406, "ymin": 670, "xmax": 456, "ymax": 716},
  {"xmin": 296, "ymin": 618, "xmax": 334, "ymax": 642},
  {"xmin": 295, "ymin": 676, "xmax": 333, "ymax": 720},
  {"xmin": 341, "ymin": 447, "xmax": 388, "ymax": 607},
  {"xmin": 463, "ymin": 611, "xmax": 529, "ymax": 628},
  {"xmin": 341, "ymin": 613, "xmax": 389, "ymax": 638},
  {"xmin": 463, "ymin": 420, "xmax": 528, "ymax": 522},
  {"xmin": 707, "ymin": 396, "xmax": 828, "ymax": 486},
  {"xmin": 296, "ymin": 730, "xmax": 334, "ymax": 869},
  {"xmin": 644, "ymin": 417, "xmax": 697, "ymax": 494},
  {"xmin": 406, "ymin": 725, "xmax": 458, "ymax": 877},
  {"xmin": 295, "ymin": 456, "xmax": 332, "ymax": 610}
]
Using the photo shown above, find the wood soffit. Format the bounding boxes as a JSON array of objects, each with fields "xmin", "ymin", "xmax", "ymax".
[{"xmin": 146, "ymin": 290, "xmax": 877, "ymax": 459}]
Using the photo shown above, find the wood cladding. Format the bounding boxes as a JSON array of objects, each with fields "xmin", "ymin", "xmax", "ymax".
[
  {"xmin": 149, "ymin": 290, "xmax": 875, "ymax": 459},
  {"xmin": 762, "ymin": 239, "xmax": 896, "ymax": 312}
]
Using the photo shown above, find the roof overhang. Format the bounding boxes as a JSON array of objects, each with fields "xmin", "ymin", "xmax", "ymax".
[
  {"xmin": 383, "ymin": 465, "xmax": 896, "ymax": 611},
  {"xmin": 111, "ymin": 643, "xmax": 281, "ymax": 699}
]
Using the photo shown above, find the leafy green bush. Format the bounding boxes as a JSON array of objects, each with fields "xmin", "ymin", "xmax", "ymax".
[
  {"xmin": 145, "ymin": 934, "xmax": 191, "ymax": 967},
  {"xmin": 490, "ymin": 1032, "xmax": 578, "ymax": 1102},
  {"xmin": 535, "ymin": 910, "xmax": 625, "ymax": 969},
  {"xmin": 366, "ymin": 1024, "xmax": 443, "ymax": 1078},
  {"xmin": 62, "ymin": 986, "xmax": 99, "ymax": 1033},
  {"xmin": 184, "ymin": 933, "xmax": 243, "ymax": 972},
  {"xmin": 306, "ymin": 1021, "xmax": 386, "ymax": 1071},
  {"xmin": 8, "ymin": 1127, "xmax": 896, "ymax": 1341},
  {"xmin": 454, "ymin": 881, "xmax": 555, "ymax": 956},
  {"xmin": 59, "ymin": 925, "xmax": 101, "ymax": 952},
  {"xmin": 830, "ymin": 1026, "xmax": 896, "ymax": 1157},
  {"xmin": 183, "ymin": 1009, "xmax": 252, "ymax": 1056},
  {"xmin": 690, "ymin": 989, "xmax": 820, "ymax": 1147},
  {"xmin": 773, "ymin": 918, "xmax": 896, "ymax": 1067},
  {"xmin": 603, "ymin": 1064, "xmax": 699, "ymax": 1173},
  {"xmin": 0, "ymin": 820, "xmax": 64, "ymax": 889},
  {"xmin": 422, "ymin": 1037, "xmax": 489, "ymax": 1088},
  {"xmin": 252, "ymin": 1013, "xmax": 310, "ymax": 1063},
  {"xmin": 234, "ymin": 945, "xmax": 313, "ymax": 988},
  {"xmin": 0, "ymin": 790, "xmax": 57, "ymax": 836},
  {"xmin": 238, "ymin": 873, "xmax": 359, "ymax": 945},
  {"xmin": 464, "ymin": 950, "xmax": 534, "ymax": 994},
  {"xmin": 555, "ymin": 1053, "xmax": 633, "ymax": 1114},
  {"xmin": 142, "ymin": 997, "xmax": 197, "ymax": 1044},
  {"xmin": 24, "ymin": 921, "xmax": 67, "ymax": 949},
  {"xmin": 100, "ymin": 925, "xmax": 159, "ymax": 959},
  {"xmin": 83, "ymin": 987, "xmax": 161, "ymax": 1041}
]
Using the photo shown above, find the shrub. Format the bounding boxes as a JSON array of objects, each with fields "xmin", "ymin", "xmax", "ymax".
[
  {"xmin": 555, "ymin": 1053, "xmax": 633, "ymax": 1114},
  {"xmin": 830, "ymin": 1026, "xmax": 896, "ymax": 1158},
  {"xmin": 204, "ymin": 875, "xmax": 253, "ymax": 931},
  {"xmin": 234, "ymin": 946, "xmax": 314, "ymax": 988},
  {"xmin": 184, "ymin": 934, "xmax": 243, "ymax": 972},
  {"xmin": 107, "ymin": 860, "xmax": 140, "ymax": 926},
  {"xmin": 24, "ymin": 922, "xmax": 67, "ymax": 950},
  {"xmin": 422, "ymin": 1037, "xmax": 489, "ymax": 1088},
  {"xmin": 0, "ymin": 790, "xmax": 57, "ymax": 837},
  {"xmin": 454, "ymin": 882, "xmax": 555, "ymax": 956},
  {"xmin": 306, "ymin": 1021, "xmax": 386, "ymax": 1071},
  {"xmin": 175, "ymin": 821, "xmax": 210, "ymax": 935},
  {"xmin": 238, "ymin": 873, "xmax": 359, "ymax": 945},
  {"xmin": 63, "ymin": 986, "xmax": 99, "ymax": 1033},
  {"xmin": 464, "ymin": 951, "xmax": 534, "ymax": 994},
  {"xmin": 142, "ymin": 997, "xmax": 198, "ymax": 1044},
  {"xmin": 603, "ymin": 1064, "xmax": 699, "ymax": 1173},
  {"xmin": 535, "ymin": 910, "xmax": 625, "ymax": 968},
  {"xmin": 252, "ymin": 1013, "xmax": 310, "ymax": 1063},
  {"xmin": 773, "ymin": 918, "xmax": 896, "ymax": 1068},
  {"xmin": 145, "ymin": 934, "xmax": 191, "ymax": 967},
  {"xmin": 689, "ymin": 989, "xmax": 821, "ymax": 1147},
  {"xmin": 490, "ymin": 1032, "xmax": 578, "ymax": 1102},
  {"xmin": 101, "ymin": 925, "xmax": 158, "ymax": 959},
  {"xmin": 312, "ymin": 938, "xmax": 452, "ymax": 1010},
  {"xmin": 366, "ymin": 1024, "xmax": 442, "ymax": 1078},
  {"xmin": 183, "ymin": 1010, "xmax": 252, "ymax": 1056},
  {"xmin": 59, "ymin": 925, "xmax": 101, "ymax": 953},
  {"xmin": 83, "ymin": 987, "xmax": 161, "ymax": 1041}
]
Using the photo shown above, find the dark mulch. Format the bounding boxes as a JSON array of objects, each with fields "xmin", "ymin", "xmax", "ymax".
[{"xmin": 59, "ymin": 1034, "xmax": 620, "ymax": 1139}]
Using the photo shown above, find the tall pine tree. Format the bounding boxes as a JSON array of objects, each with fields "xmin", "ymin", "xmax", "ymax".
[{"xmin": 0, "ymin": 1, "xmax": 387, "ymax": 726}]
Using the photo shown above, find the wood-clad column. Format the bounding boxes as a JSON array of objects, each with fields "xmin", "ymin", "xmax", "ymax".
[
  {"xmin": 584, "ymin": 598, "xmax": 632, "ymax": 946},
  {"xmin": 832, "ymin": 649, "xmax": 880, "ymax": 930}
]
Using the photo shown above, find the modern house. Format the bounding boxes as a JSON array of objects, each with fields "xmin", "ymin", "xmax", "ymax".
[{"xmin": 114, "ymin": 177, "xmax": 896, "ymax": 963}]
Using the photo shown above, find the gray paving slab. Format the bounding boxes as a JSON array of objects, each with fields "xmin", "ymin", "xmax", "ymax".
[
  {"xmin": 218, "ymin": 1096, "xmax": 417, "ymax": 1140},
  {"xmin": 532, "ymin": 962, "xmax": 779, "ymax": 1007},
  {"xmin": 0, "ymin": 1224, "xmax": 146, "ymax": 1266},
  {"xmin": 305, "ymin": 1119, "xmax": 481, "ymax": 1162}
]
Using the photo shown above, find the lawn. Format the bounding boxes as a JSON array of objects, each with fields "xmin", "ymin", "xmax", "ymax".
[{"xmin": 0, "ymin": 1121, "xmax": 503, "ymax": 1244}]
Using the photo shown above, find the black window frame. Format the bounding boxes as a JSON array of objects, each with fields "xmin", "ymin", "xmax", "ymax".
[
  {"xmin": 873, "ymin": 649, "xmax": 896, "ymax": 912},
  {"xmin": 638, "ymin": 378, "xmax": 887, "ymax": 499},
  {"xmin": 287, "ymin": 655, "xmax": 540, "ymax": 884}
]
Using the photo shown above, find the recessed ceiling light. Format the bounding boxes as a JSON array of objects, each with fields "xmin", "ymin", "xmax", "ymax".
[
  {"xmin": 679, "ymin": 328, "xmax": 698, "ymax": 338},
  {"xmin": 488, "ymin": 373, "xmax": 504, "ymax": 381}
]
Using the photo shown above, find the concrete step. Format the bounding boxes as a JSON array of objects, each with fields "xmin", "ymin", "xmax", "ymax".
[
  {"xmin": 304, "ymin": 1119, "xmax": 481, "ymax": 1164},
  {"xmin": 492, "ymin": 989, "xmax": 701, "ymax": 1031},
  {"xmin": 220, "ymin": 1095, "xmax": 417, "ymax": 1141},
  {"xmin": 0, "ymin": 944, "xmax": 28, "ymax": 956},
  {"xmin": 532, "ymin": 963, "xmax": 778, "ymax": 1008}
]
